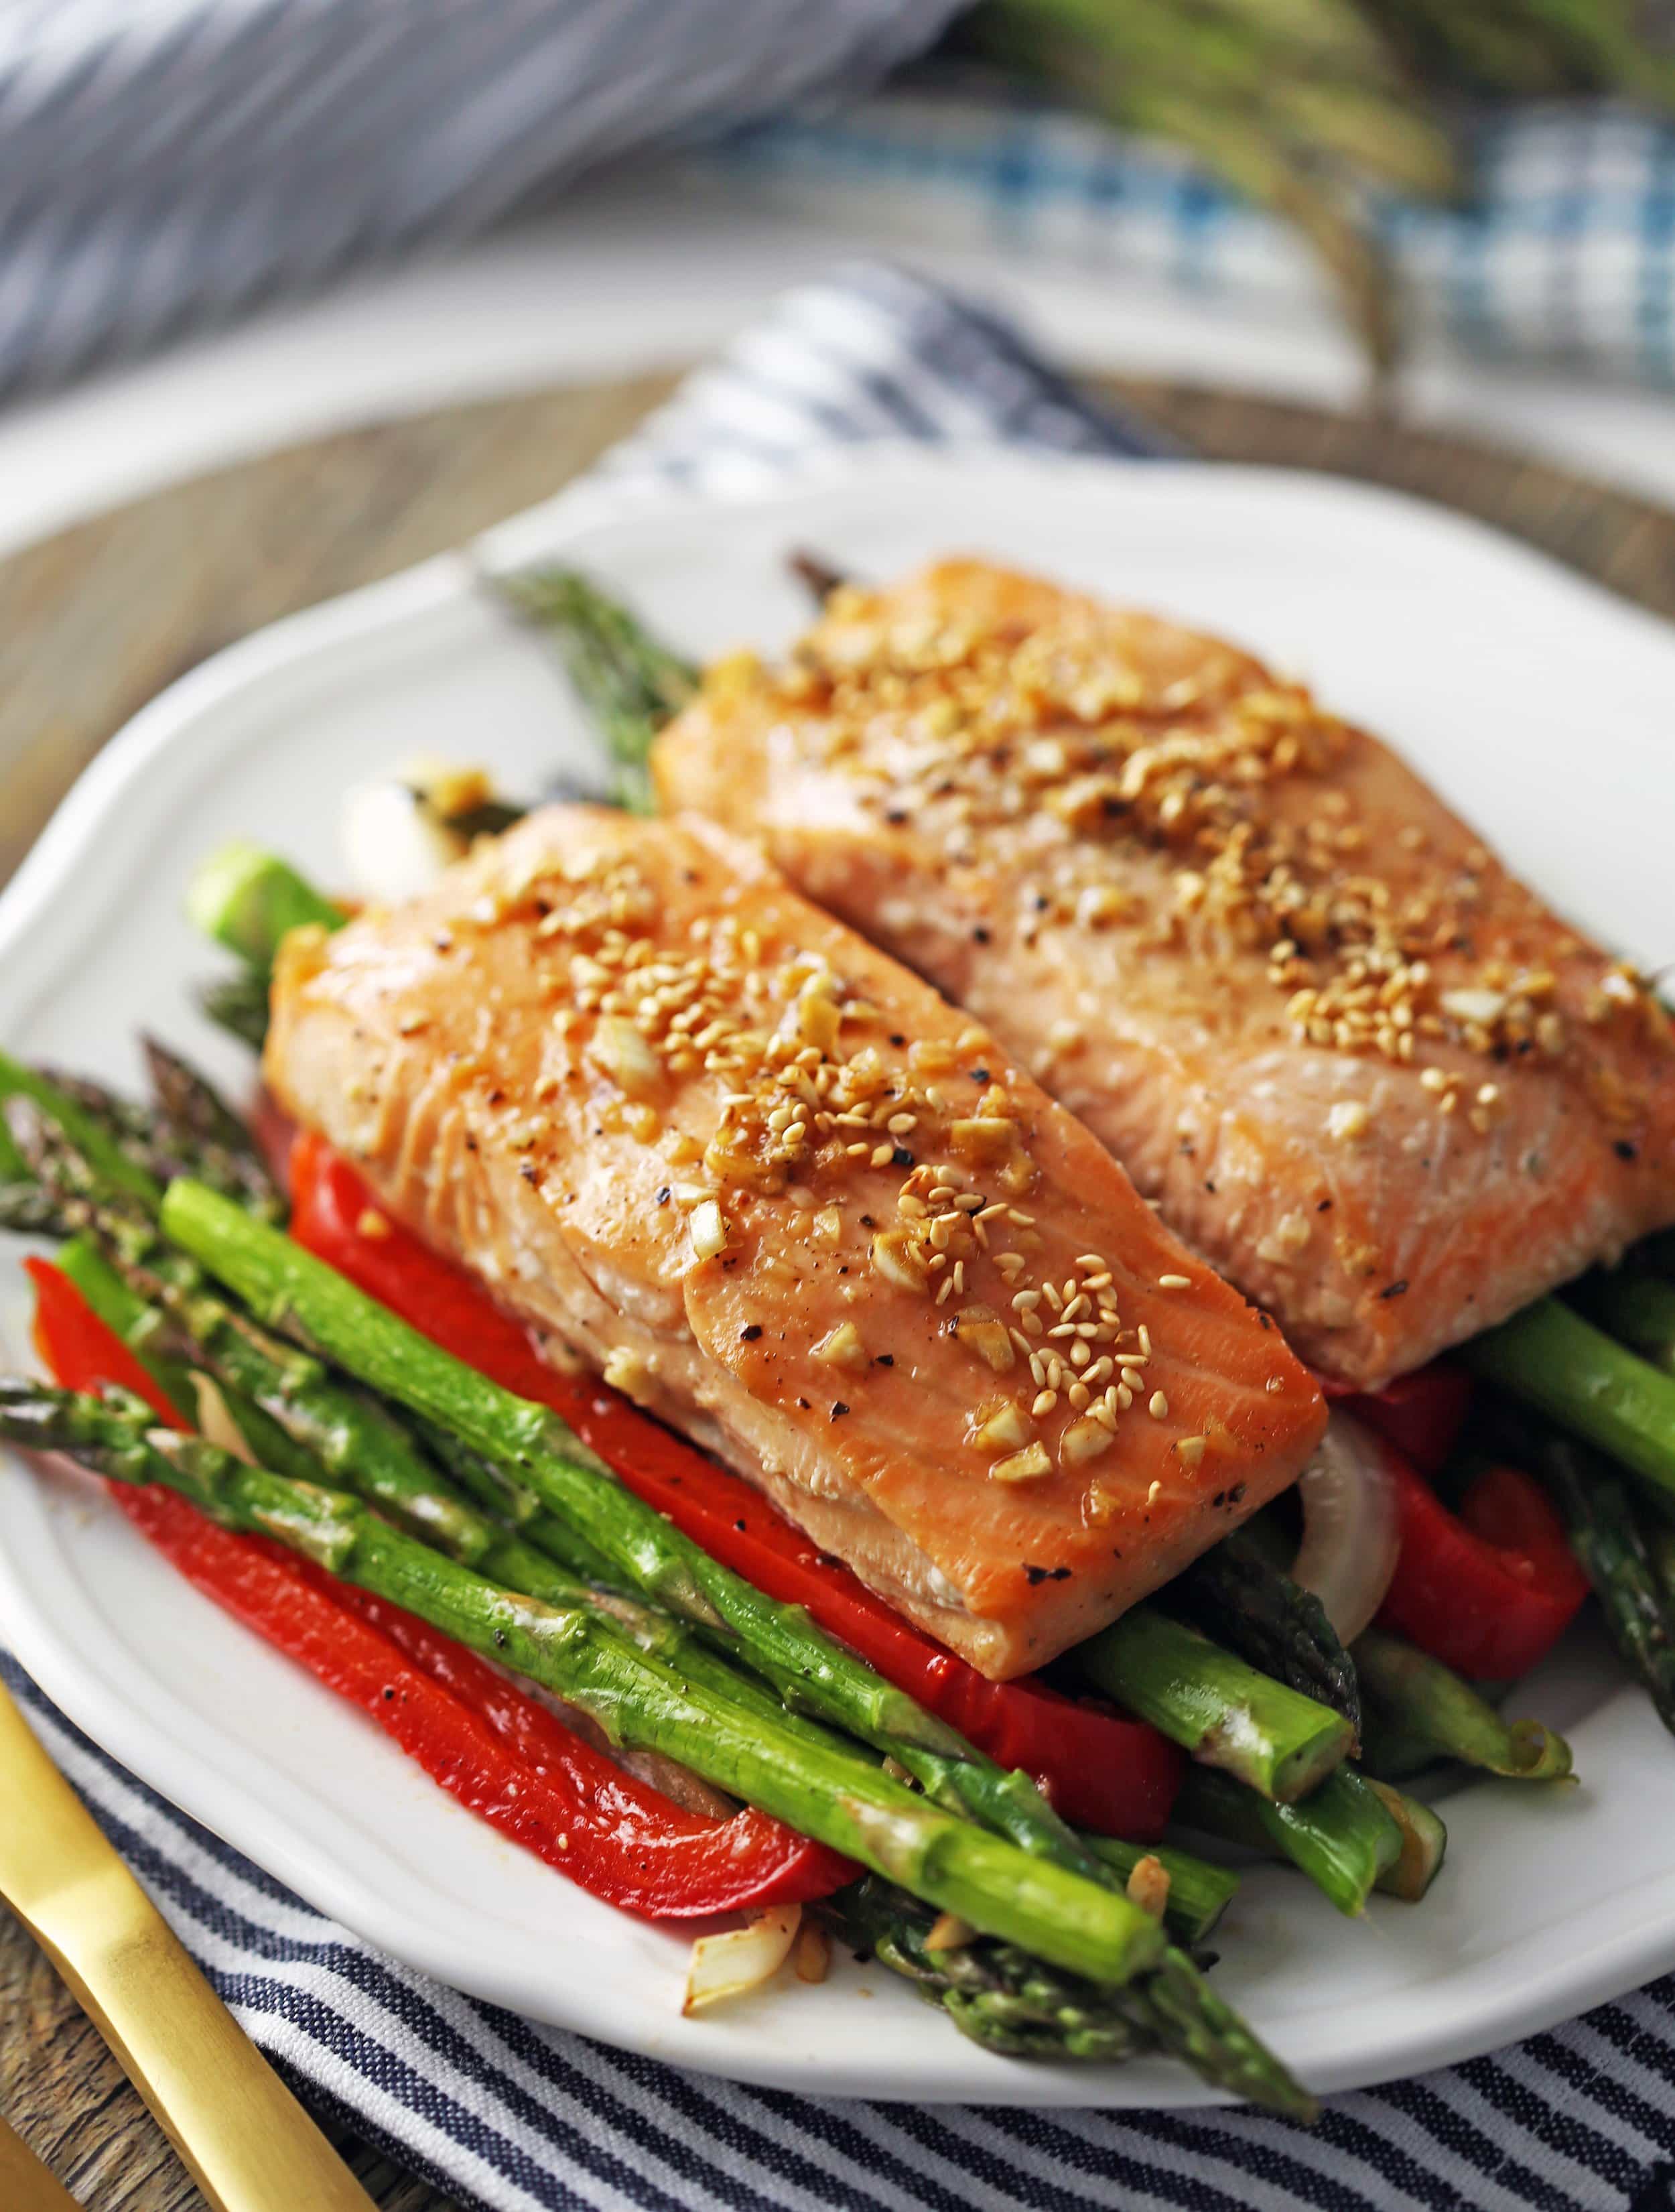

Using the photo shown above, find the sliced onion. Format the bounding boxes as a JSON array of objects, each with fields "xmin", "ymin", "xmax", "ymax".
[
  {"xmin": 1289, "ymin": 1411, "xmax": 1400, "ymax": 1642},
  {"xmin": 188, "ymin": 1373, "xmax": 257, "ymax": 1463},
  {"xmin": 682, "ymin": 1904, "xmax": 801, "ymax": 2016},
  {"xmin": 339, "ymin": 758, "xmax": 492, "ymax": 905}
]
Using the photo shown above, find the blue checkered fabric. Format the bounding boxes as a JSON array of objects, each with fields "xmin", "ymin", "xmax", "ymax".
[{"xmin": 699, "ymin": 93, "xmax": 1675, "ymax": 385}]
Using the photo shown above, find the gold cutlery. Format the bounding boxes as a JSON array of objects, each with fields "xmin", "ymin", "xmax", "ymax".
[
  {"xmin": 0, "ymin": 2110, "xmax": 82, "ymax": 2212},
  {"xmin": 0, "ymin": 1678, "xmax": 377, "ymax": 2211}
]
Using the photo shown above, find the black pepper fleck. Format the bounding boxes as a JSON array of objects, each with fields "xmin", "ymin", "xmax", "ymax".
[
  {"xmin": 890, "ymin": 1147, "xmax": 915, "ymax": 1167},
  {"xmin": 830, "ymin": 1402, "xmax": 850, "ymax": 1420},
  {"xmin": 1378, "ymin": 1279, "xmax": 1409, "ymax": 1300},
  {"xmin": 740, "ymin": 1324, "xmax": 762, "ymax": 1341},
  {"xmin": 1615, "ymin": 1140, "xmax": 1639, "ymax": 1162}
]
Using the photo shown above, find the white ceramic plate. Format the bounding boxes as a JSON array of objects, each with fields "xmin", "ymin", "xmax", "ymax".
[{"xmin": 3, "ymin": 446, "xmax": 1674, "ymax": 2107}]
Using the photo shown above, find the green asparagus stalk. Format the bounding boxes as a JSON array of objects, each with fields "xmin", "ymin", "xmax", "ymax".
[
  {"xmin": 1463, "ymin": 1299, "xmax": 1675, "ymax": 1507},
  {"xmin": 1084, "ymin": 1838, "xmax": 1240, "ymax": 1948},
  {"xmin": 497, "ymin": 568, "xmax": 697, "ymax": 813},
  {"xmin": 1352, "ymin": 1626, "xmax": 1574, "ymax": 1780},
  {"xmin": 0, "ymin": 1113, "xmax": 26, "ymax": 1186},
  {"xmin": 197, "ymin": 970, "xmax": 275, "ymax": 1053},
  {"xmin": 0, "ymin": 1053, "xmax": 159, "ymax": 1206},
  {"xmin": 54, "ymin": 1235, "xmax": 196, "ymax": 1419},
  {"xmin": 825, "ymin": 1879, "xmax": 1314, "ymax": 2116},
  {"xmin": 0, "ymin": 1179, "xmax": 67, "ymax": 1238},
  {"xmin": 0, "ymin": 1382, "xmax": 1175, "ymax": 1997},
  {"xmin": 70, "ymin": 1206, "xmax": 1227, "ymax": 1903},
  {"xmin": 1585, "ymin": 1268, "xmax": 1675, "ymax": 1376},
  {"xmin": 1174, "ymin": 1765, "xmax": 1402, "ymax": 1918},
  {"xmin": 186, "ymin": 843, "xmax": 343, "ymax": 970},
  {"xmin": 141, "ymin": 1037, "xmax": 285, "ymax": 1222},
  {"xmin": 1166, "ymin": 1524, "xmax": 1360, "ymax": 1732},
  {"xmin": 1532, "ymin": 1433, "xmax": 1675, "ymax": 1739},
  {"xmin": 159, "ymin": 1178, "xmax": 1112, "ymax": 1880},
  {"xmin": 1076, "ymin": 1609, "xmax": 1355, "ymax": 1803}
]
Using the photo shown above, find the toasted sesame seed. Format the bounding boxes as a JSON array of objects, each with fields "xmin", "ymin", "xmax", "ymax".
[
  {"xmin": 1148, "ymin": 1390, "xmax": 1169, "ymax": 1420},
  {"xmin": 1157, "ymin": 1273, "xmax": 1191, "ymax": 1291}
]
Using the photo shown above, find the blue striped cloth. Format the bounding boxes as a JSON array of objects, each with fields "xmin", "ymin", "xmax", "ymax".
[
  {"xmin": 9, "ymin": 264, "xmax": 1675, "ymax": 2212},
  {"xmin": 0, "ymin": 0, "xmax": 961, "ymax": 394}
]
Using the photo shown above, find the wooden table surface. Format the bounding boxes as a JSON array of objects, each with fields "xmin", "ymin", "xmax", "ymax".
[{"xmin": 5, "ymin": 367, "xmax": 1675, "ymax": 2209}]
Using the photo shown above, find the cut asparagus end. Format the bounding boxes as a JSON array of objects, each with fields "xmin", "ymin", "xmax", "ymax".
[
  {"xmin": 1078, "ymin": 1608, "xmax": 1355, "ymax": 1804},
  {"xmin": 1353, "ymin": 1627, "xmax": 1574, "ymax": 1783},
  {"xmin": 1175, "ymin": 1763, "xmax": 1401, "ymax": 1919},
  {"xmin": 1365, "ymin": 1779, "xmax": 1447, "ymax": 1901},
  {"xmin": 186, "ymin": 841, "xmax": 343, "ymax": 969}
]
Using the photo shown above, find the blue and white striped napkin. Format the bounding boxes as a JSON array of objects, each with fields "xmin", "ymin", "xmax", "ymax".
[{"xmin": 7, "ymin": 265, "xmax": 1675, "ymax": 2212}]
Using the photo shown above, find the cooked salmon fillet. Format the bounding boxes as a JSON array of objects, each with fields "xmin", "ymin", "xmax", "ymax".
[
  {"xmin": 653, "ymin": 560, "xmax": 1675, "ymax": 1388},
  {"xmin": 264, "ymin": 805, "xmax": 1325, "ymax": 1677}
]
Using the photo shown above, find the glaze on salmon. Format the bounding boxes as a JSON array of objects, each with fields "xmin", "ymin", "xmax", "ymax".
[
  {"xmin": 653, "ymin": 560, "xmax": 1675, "ymax": 1386},
  {"xmin": 264, "ymin": 806, "xmax": 1325, "ymax": 1677}
]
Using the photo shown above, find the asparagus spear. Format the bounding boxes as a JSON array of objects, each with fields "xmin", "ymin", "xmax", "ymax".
[
  {"xmin": 140, "ymin": 1037, "xmax": 285, "ymax": 1222},
  {"xmin": 1532, "ymin": 1433, "xmax": 1675, "ymax": 1739},
  {"xmin": 159, "ymin": 1178, "xmax": 1116, "ymax": 1880},
  {"xmin": 0, "ymin": 1051, "xmax": 160, "ymax": 1207},
  {"xmin": 1585, "ymin": 1269, "xmax": 1675, "ymax": 1376},
  {"xmin": 1463, "ymin": 1298, "xmax": 1675, "ymax": 1507},
  {"xmin": 1174, "ymin": 1765, "xmax": 1404, "ymax": 1918},
  {"xmin": 197, "ymin": 970, "xmax": 274, "ymax": 1053},
  {"xmin": 0, "ymin": 1382, "xmax": 1176, "ymax": 1996},
  {"xmin": 52, "ymin": 1191, "xmax": 1243, "ymax": 1934},
  {"xmin": 496, "ymin": 568, "xmax": 697, "ymax": 813},
  {"xmin": 40, "ymin": 1118, "xmax": 1235, "ymax": 1919},
  {"xmin": 1076, "ymin": 1609, "xmax": 1355, "ymax": 1803},
  {"xmin": 0, "ymin": 1179, "xmax": 67, "ymax": 1238},
  {"xmin": 1166, "ymin": 1524, "xmax": 1360, "ymax": 1732},
  {"xmin": 827, "ymin": 1879, "xmax": 1314, "ymax": 2117},
  {"xmin": 1352, "ymin": 1627, "xmax": 1574, "ymax": 1781},
  {"xmin": 186, "ymin": 843, "xmax": 343, "ymax": 970}
]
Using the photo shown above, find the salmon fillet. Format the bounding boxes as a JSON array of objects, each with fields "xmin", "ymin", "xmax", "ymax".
[
  {"xmin": 264, "ymin": 805, "xmax": 1325, "ymax": 1677},
  {"xmin": 653, "ymin": 560, "xmax": 1675, "ymax": 1388}
]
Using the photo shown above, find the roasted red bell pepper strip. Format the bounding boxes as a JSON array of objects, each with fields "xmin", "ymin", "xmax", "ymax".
[
  {"xmin": 289, "ymin": 1132, "xmax": 1185, "ymax": 1840},
  {"xmin": 26, "ymin": 1256, "xmax": 190, "ymax": 1427},
  {"xmin": 1374, "ymin": 1441, "xmax": 1589, "ymax": 1682},
  {"xmin": 1337, "ymin": 1361, "xmax": 1473, "ymax": 1477},
  {"xmin": 27, "ymin": 1258, "xmax": 850, "ymax": 1916}
]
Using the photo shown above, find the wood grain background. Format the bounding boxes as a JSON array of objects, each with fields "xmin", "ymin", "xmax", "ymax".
[{"xmin": 5, "ymin": 369, "xmax": 1674, "ymax": 2209}]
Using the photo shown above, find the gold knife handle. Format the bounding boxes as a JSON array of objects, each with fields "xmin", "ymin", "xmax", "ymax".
[
  {"xmin": 0, "ymin": 2111, "xmax": 83, "ymax": 2212},
  {"xmin": 0, "ymin": 1683, "xmax": 377, "ymax": 2212}
]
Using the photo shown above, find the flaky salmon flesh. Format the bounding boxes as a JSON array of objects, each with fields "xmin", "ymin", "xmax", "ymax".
[
  {"xmin": 265, "ymin": 806, "xmax": 1326, "ymax": 1678},
  {"xmin": 653, "ymin": 560, "xmax": 1675, "ymax": 1388}
]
